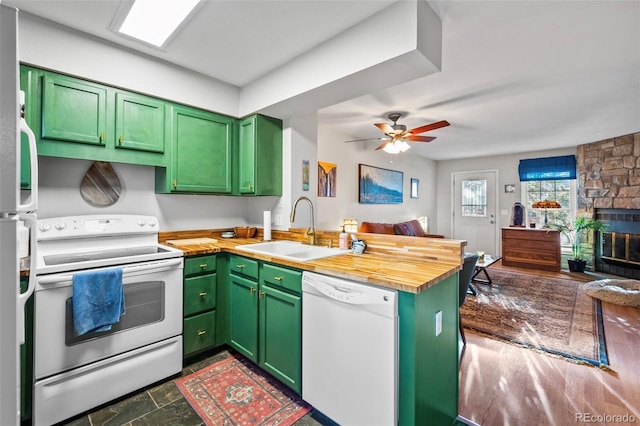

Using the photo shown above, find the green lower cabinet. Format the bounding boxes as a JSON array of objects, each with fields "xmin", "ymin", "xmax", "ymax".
[
  {"xmin": 183, "ymin": 311, "xmax": 217, "ymax": 355},
  {"xmin": 229, "ymin": 273, "xmax": 259, "ymax": 360},
  {"xmin": 398, "ymin": 274, "xmax": 459, "ymax": 425},
  {"xmin": 183, "ymin": 254, "xmax": 219, "ymax": 358},
  {"xmin": 258, "ymin": 283, "xmax": 301, "ymax": 394},
  {"xmin": 227, "ymin": 255, "xmax": 302, "ymax": 394}
]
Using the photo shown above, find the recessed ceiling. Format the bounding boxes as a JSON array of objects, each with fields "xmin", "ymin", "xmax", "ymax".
[{"xmin": 6, "ymin": 0, "xmax": 640, "ymax": 161}]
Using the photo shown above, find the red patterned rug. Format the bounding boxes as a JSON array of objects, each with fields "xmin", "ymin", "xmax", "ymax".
[{"xmin": 175, "ymin": 353, "xmax": 311, "ymax": 425}]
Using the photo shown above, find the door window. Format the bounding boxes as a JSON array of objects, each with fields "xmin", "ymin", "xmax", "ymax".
[{"xmin": 461, "ymin": 179, "xmax": 487, "ymax": 217}]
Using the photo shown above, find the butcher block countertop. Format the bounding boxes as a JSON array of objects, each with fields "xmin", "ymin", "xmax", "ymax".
[{"xmin": 160, "ymin": 228, "xmax": 466, "ymax": 294}]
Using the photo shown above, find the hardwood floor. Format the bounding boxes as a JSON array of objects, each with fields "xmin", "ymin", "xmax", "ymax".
[{"xmin": 459, "ymin": 262, "xmax": 640, "ymax": 425}]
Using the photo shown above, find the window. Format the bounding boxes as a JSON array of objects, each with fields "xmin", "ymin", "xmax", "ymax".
[
  {"xmin": 462, "ymin": 179, "xmax": 487, "ymax": 217},
  {"xmin": 522, "ymin": 179, "xmax": 576, "ymax": 240}
]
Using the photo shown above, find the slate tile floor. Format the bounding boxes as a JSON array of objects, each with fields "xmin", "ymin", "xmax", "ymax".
[{"xmin": 57, "ymin": 347, "xmax": 335, "ymax": 426}]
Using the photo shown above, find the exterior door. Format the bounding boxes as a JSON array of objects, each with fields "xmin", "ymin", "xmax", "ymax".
[{"xmin": 452, "ymin": 170, "xmax": 499, "ymax": 256}]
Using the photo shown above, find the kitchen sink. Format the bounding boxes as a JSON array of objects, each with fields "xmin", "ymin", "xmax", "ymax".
[{"xmin": 235, "ymin": 240, "xmax": 345, "ymax": 262}]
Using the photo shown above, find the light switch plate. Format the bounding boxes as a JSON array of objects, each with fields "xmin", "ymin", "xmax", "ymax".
[
  {"xmin": 274, "ymin": 214, "xmax": 283, "ymax": 226},
  {"xmin": 435, "ymin": 310, "xmax": 442, "ymax": 336}
]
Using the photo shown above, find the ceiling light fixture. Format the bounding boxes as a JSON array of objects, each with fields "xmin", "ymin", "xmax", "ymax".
[
  {"xmin": 382, "ymin": 140, "xmax": 411, "ymax": 154},
  {"xmin": 117, "ymin": 0, "xmax": 200, "ymax": 47}
]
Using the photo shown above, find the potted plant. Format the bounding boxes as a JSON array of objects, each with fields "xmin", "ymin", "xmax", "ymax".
[{"xmin": 548, "ymin": 216, "xmax": 606, "ymax": 272}]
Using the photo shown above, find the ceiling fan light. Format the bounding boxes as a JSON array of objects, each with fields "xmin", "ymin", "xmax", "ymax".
[{"xmin": 383, "ymin": 140, "xmax": 411, "ymax": 154}]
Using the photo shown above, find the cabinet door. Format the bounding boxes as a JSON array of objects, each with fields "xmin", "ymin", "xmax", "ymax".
[
  {"xmin": 228, "ymin": 273, "xmax": 258, "ymax": 361},
  {"xmin": 259, "ymin": 283, "xmax": 302, "ymax": 394},
  {"xmin": 115, "ymin": 92, "xmax": 164, "ymax": 153},
  {"xmin": 41, "ymin": 73, "xmax": 107, "ymax": 145},
  {"xmin": 171, "ymin": 105, "xmax": 233, "ymax": 193},
  {"xmin": 238, "ymin": 117, "xmax": 256, "ymax": 194}
]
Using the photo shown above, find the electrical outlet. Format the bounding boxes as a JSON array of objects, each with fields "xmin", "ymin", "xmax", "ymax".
[
  {"xmin": 274, "ymin": 214, "xmax": 283, "ymax": 226},
  {"xmin": 435, "ymin": 310, "xmax": 442, "ymax": 336}
]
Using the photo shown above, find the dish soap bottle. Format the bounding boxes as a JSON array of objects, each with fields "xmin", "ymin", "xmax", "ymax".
[{"xmin": 339, "ymin": 226, "xmax": 349, "ymax": 249}]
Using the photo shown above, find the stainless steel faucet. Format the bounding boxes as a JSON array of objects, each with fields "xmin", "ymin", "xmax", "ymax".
[{"xmin": 290, "ymin": 196, "xmax": 316, "ymax": 245}]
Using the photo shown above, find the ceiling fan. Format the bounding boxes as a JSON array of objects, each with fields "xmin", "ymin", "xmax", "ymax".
[{"xmin": 346, "ymin": 113, "xmax": 450, "ymax": 154}]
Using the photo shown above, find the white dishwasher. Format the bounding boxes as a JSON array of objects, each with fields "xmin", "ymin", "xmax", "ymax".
[{"xmin": 302, "ymin": 271, "xmax": 398, "ymax": 426}]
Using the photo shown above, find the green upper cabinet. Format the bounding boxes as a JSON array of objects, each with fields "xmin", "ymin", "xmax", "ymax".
[
  {"xmin": 237, "ymin": 114, "xmax": 282, "ymax": 196},
  {"xmin": 115, "ymin": 92, "xmax": 165, "ymax": 153},
  {"xmin": 157, "ymin": 105, "xmax": 234, "ymax": 193},
  {"xmin": 20, "ymin": 65, "xmax": 167, "ymax": 167},
  {"xmin": 41, "ymin": 72, "xmax": 107, "ymax": 146}
]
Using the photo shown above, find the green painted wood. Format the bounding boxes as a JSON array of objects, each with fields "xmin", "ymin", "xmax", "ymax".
[
  {"xmin": 228, "ymin": 254, "xmax": 259, "ymax": 279},
  {"xmin": 398, "ymin": 273, "xmax": 459, "ymax": 426},
  {"xmin": 41, "ymin": 72, "xmax": 107, "ymax": 146},
  {"xmin": 183, "ymin": 311, "xmax": 217, "ymax": 356},
  {"xmin": 21, "ymin": 66, "xmax": 167, "ymax": 167},
  {"xmin": 237, "ymin": 114, "xmax": 283, "ymax": 196},
  {"xmin": 258, "ymin": 283, "xmax": 302, "ymax": 394},
  {"xmin": 115, "ymin": 92, "xmax": 165, "ymax": 153},
  {"xmin": 261, "ymin": 263, "xmax": 302, "ymax": 295},
  {"xmin": 184, "ymin": 254, "xmax": 217, "ymax": 276},
  {"xmin": 228, "ymin": 273, "xmax": 259, "ymax": 361},
  {"xmin": 184, "ymin": 274, "xmax": 217, "ymax": 316},
  {"xmin": 163, "ymin": 104, "xmax": 234, "ymax": 193},
  {"xmin": 238, "ymin": 117, "xmax": 256, "ymax": 194}
]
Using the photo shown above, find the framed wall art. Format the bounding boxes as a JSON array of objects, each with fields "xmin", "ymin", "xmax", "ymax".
[
  {"xmin": 358, "ymin": 164, "xmax": 403, "ymax": 204},
  {"xmin": 318, "ymin": 161, "xmax": 337, "ymax": 197},
  {"xmin": 410, "ymin": 178, "xmax": 419, "ymax": 199}
]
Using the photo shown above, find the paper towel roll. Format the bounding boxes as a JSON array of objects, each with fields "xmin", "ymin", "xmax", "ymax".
[{"xmin": 263, "ymin": 211, "xmax": 272, "ymax": 241}]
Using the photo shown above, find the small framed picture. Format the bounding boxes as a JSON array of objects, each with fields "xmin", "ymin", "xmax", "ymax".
[
  {"xmin": 505, "ymin": 184, "xmax": 516, "ymax": 193},
  {"xmin": 410, "ymin": 178, "xmax": 419, "ymax": 199}
]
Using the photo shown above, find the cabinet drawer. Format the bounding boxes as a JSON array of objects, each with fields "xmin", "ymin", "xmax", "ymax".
[
  {"xmin": 183, "ymin": 311, "xmax": 216, "ymax": 356},
  {"xmin": 184, "ymin": 274, "xmax": 217, "ymax": 316},
  {"xmin": 503, "ymin": 229, "xmax": 559, "ymax": 243},
  {"xmin": 229, "ymin": 254, "xmax": 259, "ymax": 279},
  {"xmin": 262, "ymin": 263, "xmax": 302, "ymax": 294},
  {"xmin": 184, "ymin": 254, "xmax": 217, "ymax": 276}
]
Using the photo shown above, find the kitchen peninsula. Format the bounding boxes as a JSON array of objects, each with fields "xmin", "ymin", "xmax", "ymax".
[{"xmin": 161, "ymin": 228, "xmax": 466, "ymax": 425}]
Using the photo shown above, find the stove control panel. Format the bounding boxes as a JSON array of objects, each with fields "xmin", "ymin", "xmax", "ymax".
[{"xmin": 37, "ymin": 215, "xmax": 161, "ymax": 240}]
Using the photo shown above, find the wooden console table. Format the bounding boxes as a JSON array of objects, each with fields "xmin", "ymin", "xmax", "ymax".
[{"xmin": 501, "ymin": 227, "xmax": 561, "ymax": 272}]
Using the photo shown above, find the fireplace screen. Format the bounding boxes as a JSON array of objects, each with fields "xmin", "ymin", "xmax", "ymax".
[{"xmin": 601, "ymin": 232, "xmax": 640, "ymax": 265}]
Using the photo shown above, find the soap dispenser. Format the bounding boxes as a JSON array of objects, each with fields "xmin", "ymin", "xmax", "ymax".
[{"xmin": 339, "ymin": 225, "xmax": 349, "ymax": 249}]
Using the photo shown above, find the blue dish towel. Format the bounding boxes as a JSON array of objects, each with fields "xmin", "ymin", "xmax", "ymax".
[{"xmin": 72, "ymin": 268, "xmax": 125, "ymax": 336}]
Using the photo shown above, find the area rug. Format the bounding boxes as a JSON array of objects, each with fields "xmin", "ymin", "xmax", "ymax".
[
  {"xmin": 460, "ymin": 269, "xmax": 609, "ymax": 367},
  {"xmin": 175, "ymin": 353, "xmax": 311, "ymax": 425}
]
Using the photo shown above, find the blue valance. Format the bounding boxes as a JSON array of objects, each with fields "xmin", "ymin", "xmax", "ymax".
[{"xmin": 518, "ymin": 155, "xmax": 576, "ymax": 181}]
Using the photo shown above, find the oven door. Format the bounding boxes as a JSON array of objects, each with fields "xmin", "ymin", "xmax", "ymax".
[{"xmin": 34, "ymin": 257, "xmax": 183, "ymax": 379}]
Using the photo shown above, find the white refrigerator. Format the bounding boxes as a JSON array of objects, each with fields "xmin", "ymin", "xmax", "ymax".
[{"xmin": 0, "ymin": 4, "xmax": 38, "ymax": 425}]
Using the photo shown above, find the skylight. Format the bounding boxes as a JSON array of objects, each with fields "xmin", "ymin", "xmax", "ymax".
[{"xmin": 118, "ymin": 0, "xmax": 200, "ymax": 47}]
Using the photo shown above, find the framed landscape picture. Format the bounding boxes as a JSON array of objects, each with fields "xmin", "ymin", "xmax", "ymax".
[{"xmin": 358, "ymin": 164, "xmax": 403, "ymax": 204}]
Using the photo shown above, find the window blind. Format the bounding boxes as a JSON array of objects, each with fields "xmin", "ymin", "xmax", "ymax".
[{"xmin": 518, "ymin": 155, "xmax": 576, "ymax": 181}]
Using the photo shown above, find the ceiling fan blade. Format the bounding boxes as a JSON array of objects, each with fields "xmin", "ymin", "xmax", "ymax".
[
  {"xmin": 375, "ymin": 140, "xmax": 391, "ymax": 151},
  {"xmin": 344, "ymin": 137, "xmax": 389, "ymax": 143},
  {"xmin": 375, "ymin": 123, "xmax": 395, "ymax": 134},
  {"xmin": 408, "ymin": 120, "xmax": 450, "ymax": 135},
  {"xmin": 407, "ymin": 135, "xmax": 436, "ymax": 143}
]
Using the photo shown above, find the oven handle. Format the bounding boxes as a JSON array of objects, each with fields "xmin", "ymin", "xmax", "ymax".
[{"xmin": 37, "ymin": 257, "xmax": 183, "ymax": 285}]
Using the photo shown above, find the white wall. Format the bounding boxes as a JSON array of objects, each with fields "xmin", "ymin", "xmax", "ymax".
[
  {"xmin": 435, "ymin": 147, "xmax": 577, "ymax": 238},
  {"xmin": 35, "ymin": 157, "xmax": 252, "ymax": 231},
  {"xmin": 317, "ymin": 123, "xmax": 438, "ymax": 233}
]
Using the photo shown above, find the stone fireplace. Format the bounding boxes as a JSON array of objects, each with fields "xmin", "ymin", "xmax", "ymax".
[{"xmin": 577, "ymin": 132, "xmax": 640, "ymax": 277}]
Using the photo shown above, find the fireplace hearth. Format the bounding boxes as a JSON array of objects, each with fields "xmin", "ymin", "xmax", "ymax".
[{"xmin": 595, "ymin": 209, "xmax": 640, "ymax": 279}]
